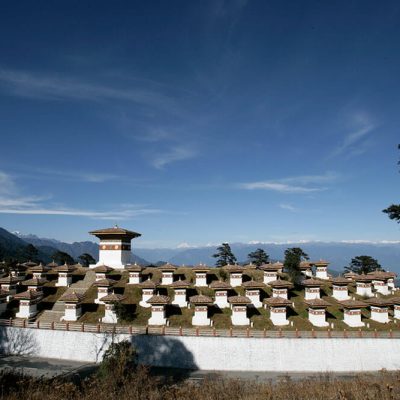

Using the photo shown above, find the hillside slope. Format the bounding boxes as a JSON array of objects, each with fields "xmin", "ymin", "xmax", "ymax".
[{"xmin": 0, "ymin": 227, "xmax": 55, "ymax": 262}]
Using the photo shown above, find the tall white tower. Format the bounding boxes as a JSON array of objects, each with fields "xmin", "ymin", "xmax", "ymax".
[{"xmin": 89, "ymin": 225, "xmax": 141, "ymax": 270}]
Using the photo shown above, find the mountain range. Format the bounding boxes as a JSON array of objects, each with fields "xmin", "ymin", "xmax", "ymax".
[
  {"xmin": 134, "ymin": 241, "xmax": 400, "ymax": 273},
  {"xmin": 0, "ymin": 227, "xmax": 55, "ymax": 262},
  {"xmin": 3, "ymin": 228, "xmax": 400, "ymax": 274},
  {"xmin": 8, "ymin": 230, "xmax": 148, "ymax": 265}
]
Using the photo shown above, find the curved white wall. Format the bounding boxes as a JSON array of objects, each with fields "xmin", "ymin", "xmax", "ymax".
[{"xmin": 1, "ymin": 327, "xmax": 400, "ymax": 372}]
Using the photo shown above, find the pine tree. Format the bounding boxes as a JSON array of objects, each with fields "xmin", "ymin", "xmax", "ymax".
[
  {"xmin": 248, "ymin": 248, "xmax": 269, "ymax": 266},
  {"xmin": 383, "ymin": 204, "xmax": 400, "ymax": 222},
  {"xmin": 383, "ymin": 144, "xmax": 400, "ymax": 222},
  {"xmin": 344, "ymin": 255, "xmax": 382, "ymax": 275},
  {"xmin": 212, "ymin": 243, "xmax": 237, "ymax": 267},
  {"xmin": 24, "ymin": 244, "xmax": 39, "ymax": 262},
  {"xmin": 78, "ymin": 253, "xmax": 96, "ymax": 267},
  {"xmin": 284, "ymin": 247, "xmax": 309, "ymax": 284},
  {"xmin": 52, "ymin": 250, "xmax": 75, "ymax": 265}
]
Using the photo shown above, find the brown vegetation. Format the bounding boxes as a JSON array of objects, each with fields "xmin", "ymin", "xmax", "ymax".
[{"xmin": 1, "ymin": 368, "xmax": 400, "ymax": 400}]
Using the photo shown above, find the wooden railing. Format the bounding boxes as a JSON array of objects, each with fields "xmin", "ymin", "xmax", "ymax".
[{"xmin": 0, "ymin": 318, "xmax": 399, "ymax": 339}]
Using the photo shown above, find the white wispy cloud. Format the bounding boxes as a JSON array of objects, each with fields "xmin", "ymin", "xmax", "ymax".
[
  {"xmin": 0, "ymin": 195, "xmax": 50, "ymax": 208},
  {"xmin": 240, "ymin": 182, "xmax": 322, "ymax": 193},
  {"xmin": 75, "ymin": 173, "xmax": 119, "ymax": 183},
  {"xmin": 132, "ymin": 128, "xmax": 173, "ymax": 143},
  {"xmin": 0, "ymin": 170, "xmax": 161, "ymax": 220},
  {"xmin": 134, "ymin": 127, "xmax": 199, "ymax": 169},
  {"xmin": 330, "ymin": 113, "xmax": 376, "ymax": 158},
  {"xmin": 279, "ymin": 203, "xmax": 296, "ymax": 212},
  {"xmin": 280, "ymin": 172, "xmax": 338, "ymax": 185},
  {"xmin": 17, "ymin": 167, "xmax": 121, "ymax": 183},
  {"xmin": 0, "ymin": 171, "xmax": 16, "ymax": 195},
  {"xmin": 238, "ymin": 172, "xmax": 337, "ymax": 193},
  {"xmin": 8, "ymin": 163, "xmax": 147, "ymax": 184},
  {"xmin": 0, "ymin": 68, "xmax": 180, "ymax": 114},
  {"xmin": 151, "ymin": 145, "xmax": 196, "ymax": 169},
  {"xmin": 0, "ymin": 205, "xmax": 161, "ymax": 220},
  {"xmin": 120, "ymin": 118, "xmax": 200, "ymax": 169}
]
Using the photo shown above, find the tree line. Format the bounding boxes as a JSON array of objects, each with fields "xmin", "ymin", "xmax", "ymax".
[
  {"xmin": 212, "ymin": 242, "xmax": 384, "ymax": 283},
  {"xmin": 0, "ymin": 239, "xmax": 387, "ymax": 282}
]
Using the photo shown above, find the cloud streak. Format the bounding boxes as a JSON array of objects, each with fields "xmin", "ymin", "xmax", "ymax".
[
  {"xmin": 151, "ymin": 145, "xmax": 196, "ymax": 169},
  {"xmin": 330, "ymin": 113, "xmax": 376, "ymax": 158},
  {"xmin": 0, "ymin": 205, "xmax": 161, "ymax": 220},
  {"xmin": 0, "ymin": 171, "xmax": 16, "ymax": 195},
  {"xmin": 0, "ymin": 170, "xmax": 161, "ymax": 220},
  {"xmin": 280, "ymin": 172, "xmax": 337, "ymax": 185},
  {"xmin": 238, "ymin": 172, "xmax": 337, "ymax": 193},
  {"xmin": 240, "ymin": 182, "xmax": 322, "ymax": 193},
  {"xmin": 31, "ymin": 168, "xmax": 121, "ymax": 183},
  {"xmin": 279, "ymin": 203, "xmax": 296, "ymax": 212},
  {"xmin": 0, "ymin": 68, "xmax": 181, "ymax": 114}
]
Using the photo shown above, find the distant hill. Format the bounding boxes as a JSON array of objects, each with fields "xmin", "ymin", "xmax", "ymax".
[
  {"xmin": 135, "ymin": 241, "xmax": 400, "ymax": 273},
  {"xmin": 5, "ymin": 227, "xmax": 400, "ymax": 273},
  {"xmin": 16, "ymin": 232, "xmax": 149, "ymax": 265},
  {"xmin": 17, "ymin": 234, "xmax": 99, "ymax": 260},
  {"xmin": 0, "ymin": 227, "xmax": 55, "ymax": 263}
]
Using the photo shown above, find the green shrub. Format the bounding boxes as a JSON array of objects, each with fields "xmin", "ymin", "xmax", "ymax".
[{"xmin": 113, "ymin": 301, "xmax": 134, "ymax": 322}]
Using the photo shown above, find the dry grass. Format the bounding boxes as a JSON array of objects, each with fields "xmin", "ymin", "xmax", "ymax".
[
  {"xmin": 1, "ymin": 367, "xmax": 400, "ymax": 400},
  {"xmin": 41, "ymin": 286, "xmax": 67, "ymax": 304}
]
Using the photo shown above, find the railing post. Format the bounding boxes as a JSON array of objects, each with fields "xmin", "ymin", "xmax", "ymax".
[
  {"xmin": 213, "ymin": 327, "xmax": 216, "ymax": 337},
  {"xmin": 23, "ymin": 319, "xmax": 26, "ymax": 328},
  {"xmin": 374, "ymin": 329, "xmax": 378, "ymax": 338},
  {"xmin": 263, "ymin": 328, "xmax": 266, "ymax": 338},
  {"xmin": 81, "ymin": 323, "xmax": 84, "ymax": 332},
  {"xmin": 312, "ymin": 328, "xmax": 316, "ymax": 338},
  {"xmin": 279, "ymin": 328, "xmax": 282, "ymax": 338},
  {"xmin": 66, "ymin": 322, "xmax": 69, "ymax": 331},
  {"xmin": 229, "ymin": 327, "xmax": 233, "ymax": 337},
  {"xmin": 37, "ymin": 320, "xmax": 40, "ymax": 329},
  {"xmin": 389, "ymin": 329, "xmax": 393, "ymax": 338},
  {"xmin": 343, "ymin": 329, "xmax": 347, "ymax": 338},
  {"xmin": 51, "ymin": 321, "xmax": 54, "ymax": 330},
  {"xmin": 162, "ymin": 325, "xmax": 165, "ymax": 335},
  {"xmin": 145, "ymin": 325, "xmax": 149, "ymax": 335},
  {"xmin": 9, "ymin": 318, "xmax": 12, "ymax": 327},
  {"xmin": 296, "ymin": 328, "xmax": 299, "ymax": 338},
  {"xmin": 196, "ymin": 327, "xmax": 199, "ymax": 336},
  {"xmin": 179, "ymin": 326, "xmax": 182, "ymax": 336},
  {"xmin": 327, "ymin": 328, "xmax": 331, "ymax": 338},
  {"xmin": 97, "ymin": 324, "xmax": 100, "ymax": 333}
]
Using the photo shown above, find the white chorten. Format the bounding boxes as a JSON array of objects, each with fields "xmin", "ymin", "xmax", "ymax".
[{"xmin": 89, "ymin": 225, "xmax": 141, "ymax": 270}]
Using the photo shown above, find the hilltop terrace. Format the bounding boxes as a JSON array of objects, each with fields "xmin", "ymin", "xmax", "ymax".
[
  {"xmin": 0, "ymin": 226, "xmax": 399, "ymax": 333},
  {"xmin": 0, "ymin": 262, "xmax": 398, "ymax": 332}
]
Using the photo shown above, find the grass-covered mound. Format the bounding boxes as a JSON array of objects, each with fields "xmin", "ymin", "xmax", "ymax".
[{"xmin": 9, "ymin": 266, "xmax": 400, "ymax": 332}]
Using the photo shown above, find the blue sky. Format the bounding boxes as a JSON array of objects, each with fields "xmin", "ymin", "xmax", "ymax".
[{"xmin": 0, "ymin": 0, "xmax": 400, "ymax": 247}]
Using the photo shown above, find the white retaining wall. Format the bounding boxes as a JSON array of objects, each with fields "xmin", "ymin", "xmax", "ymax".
[{"xmin": 1, "ymin": 326, "xmax": 400, "ymax": 372}]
